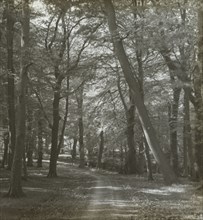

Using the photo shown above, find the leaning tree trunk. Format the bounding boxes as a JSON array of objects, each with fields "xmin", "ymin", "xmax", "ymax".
[
  {"xmin": 7, "ymin": 0, "xmax": 30, "ymax": 197},
  {"xmin": 104, "ymin": 0, "xmax": 177, "ymax": 185},
  {"xmin": 136, "ymin": 50, "xmax": 153, "ymax": 179},
  {"xmin": 48, "ymin": 77, "xmax": 62, "ymax": 177},
  {"xmin": 144, "ymin": 138, "xmax": 153, "ymax": 180},
  {"xmin": 168, "ymin": 87, "xmax": 181, "ymax": 175},
  {"xmin": 97, "ymin": 130, "xmax": 104, "ymax": 169},
  {"xmin": 6, "ymin": 0, "xmax": 16, "ymax": 170}
]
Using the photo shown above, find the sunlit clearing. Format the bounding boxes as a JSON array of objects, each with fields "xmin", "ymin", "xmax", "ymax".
[
  {"xmin": 88, "ymin": 186, "xmax": 122, "ymax": 190},
  {"xmin": 140, "ymin": 185, "xmax": 186, "ymax": 196},
  {"xmin": 91, "ymin": 199, "xmax": 134, "ymax": 207},
  {"xmin": 24, "ymin": 187, "xmax": 51, "ymax": 192}
]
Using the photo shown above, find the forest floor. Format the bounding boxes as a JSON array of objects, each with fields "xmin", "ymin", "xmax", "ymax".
[{"xmin": 0, "ymin": 161, "xmax": 203, "ymax": 220}]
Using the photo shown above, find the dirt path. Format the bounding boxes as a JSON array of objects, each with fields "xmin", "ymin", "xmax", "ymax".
[
  {"xmin": 1, "ymin": 163, "xmax": 203, "ymax": 220},
  {"xmin": 71, "ymin": 170, "xmax": 203, "ymax": 220}
]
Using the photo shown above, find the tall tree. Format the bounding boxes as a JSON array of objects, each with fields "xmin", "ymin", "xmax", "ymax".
[
  {"xmin": 6, "ymin": 0, "xmax": 16, "ymax": 170},
  {"xmin": 37, "ymin": 112, "xmax": 43, "ymax": 168},
  {"xmin": 117, "ymin": 77, "xmax": 137, "ymax": 174},
  {"xmin": 47, "ymin": 11, "xmax": 67, "ymax": 177},
  {"xmin": 7, "ymin": 0, "xmax": 30, "ymax": 197},
  {"xmin": 195, "ymin": 0, "xmax": 203, "ymax": 181},
  {"xmin": 76, "ymin": 85, "xmax": 85, "ymax": 168},
  {"xmin": 97, "ymin": 130, "xmax": 104, "ymax": 169},
  {"xmin": 103, "ymin": 0, "xmax": 177, "ymax": 185}
]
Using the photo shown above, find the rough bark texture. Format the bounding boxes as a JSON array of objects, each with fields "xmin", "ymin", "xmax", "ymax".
[
  {"xmin": 168, "ymin": 88, "xmax": 181, "ymax": 175},
  {"xmin": 97, "ymin": 130, "xmax": 104, "ymax": 169},
  {"xmin": 6, "ymin": 0, "xmax": 16, "ymax": 170},
  {"xmin": 7, "ymin": 0, "xmax": 30, "ymax": 197},
  {"xmin": 104, "ymin": 0, "xmax": 177, "ymax": 185}
]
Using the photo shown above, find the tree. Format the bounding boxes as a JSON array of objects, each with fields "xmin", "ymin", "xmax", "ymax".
[
  {"xmin": 7, "ymin": 0, "xmax": 30, "ymax": 197},
  {"xmin": 117, "ymin": 77, "xmax": 137, "ymax": 174},
  {"xmin": 37, "ymin": 111, "xmax": 43, "ymax": 167},
  {"xmin": 97, "ymin": 130, "xmax": 104, "ymax": 169},
  {"xmin": 76, "ymin": 85, "xmax": 85, "ymax": 168},
  {"xmin": 6, "ymin": 0, "xmax": 16, "ymax": 170},
  {"xmin": 195, "ymin": 0, "xmax": 203, "ymax": 182},
  {"xmin": 103, "ymin": 0, "xmax": 177, "ymax": 185}
]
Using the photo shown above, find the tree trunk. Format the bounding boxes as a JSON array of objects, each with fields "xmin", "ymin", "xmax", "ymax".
[
  {"xmin": 194, "ymin": 0, "xmax": 203, "ymax": 181},
  {"xmin": 104, "ymin": 0, "xmax": 177, "ymax": 184},
  {"xmin": 168, "ymin": 87, "xmax": 181, "ymax": 175},
  {"xmin": 7, "ymin": 0, "xmax": 30, "ymax": 197},
  {"xmin": 57, "ymin": 76, "xmax": 70, "ymax": 157},
  {"xmin": 78, "ymin": 116, "xmax": 85, "ymax": 168},
  {"xmin": 26, "ymin": 106, "xmax": 34, "ymax": 167},
  {"xmin": 37, "ymin": 115, "xmax": 43, "ymax": 168},
  {"xmin": 136, "ymin": 28, "xmax": 153, "ymax": 179},
  {"xmin": 183, "ymin": 89, "xmax": 195, "ymax": 178},
  {"xmin": 6, "ymin": 0, "xmax": 16, "ymax": 170},
  {"xmin": 117, "ymin": 77, "xmax": 137, "ymax": 174},
  {"xmin": 138, "ymin": 138, "xmax": 145, "ymax": 174},
  {"xmin": 48, "ymin": 78, "xmax": 62, "ymax": 177},
  {"xmin": 72, "ymin": 137, "xmax": 77, "ymax": 161},
  {"xmin": 126, "ymin": 99, "xmax": 137, "ymax": 174},
  {"xmin": 22, "ymin": 151, "xmax": 27, "ymax": 180},
  {"xmin": 2, "ymin": 132, "xmax": 9, "ymax": 168},
  {"xmin": 97, "ymin": 130, "xmax": 104, "ymax": 169},
  {"xmin": 144, "ymin": 138, "xmax": 154, "ymax": 181}
]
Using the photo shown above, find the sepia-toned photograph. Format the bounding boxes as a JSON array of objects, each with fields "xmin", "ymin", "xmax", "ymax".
[{"xmin": 0, "ymin": 0, "xmax": 203, "ymax": 219}]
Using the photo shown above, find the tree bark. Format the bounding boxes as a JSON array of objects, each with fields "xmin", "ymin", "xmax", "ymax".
[
  {"xmin": 2, "ymin": 132, "xmax": 9, "ymax": 168},
  {"xmin": 72, "ymin": 137, "xmax": 77, "ymax": 161},
  {"xmin": 144, "ymin": 138, "xmax": 154, "ymax": 180},
  {"xmin": 126, "ymin": 97, "xmax": 137, "ymax": 174},
  {"xmin": 183, "ymin": 89, "xmax": 195, "ymax": 178},
  {"xmin": 97, "ymin": 130, "xmax": 104, "ymax": 169},
  {"xmin": 194, "ymin": 0, "xmax": 203, "ymax": 181},
  {"xmin": 77, "ymin": 86, "xmax": 85, "ymax": 168},
  {"xmin": 117, "ymin": 78, "xmax": 137, "ymax": 174},
  {"xmin": 6, "ymin": 0, "xmax": 16, "ymax": 170},
  {"xmin": 37, "ymin": 115, "xmax": 43, "ymax": 168},
  {"xmin": 57, "ymin": 76, "xmax": 70, "ymax": 157},
  {"xmin": 168, "ymin": 87, "xmax": 181, "ymax": 175},
  {"xmin": 48, "ymin": 78, "xmax": 62, "ymax": 177},
  {"xmin": 7, "ymin": 0, "xmax": 30, "ymax": 197},
  {"xmin": 26, "ymin": 106, "xmax": 34, "ymax": 167},
  {"xmin": 104, "ymin": 0, "xmax": 177, "ymax": 184}
]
